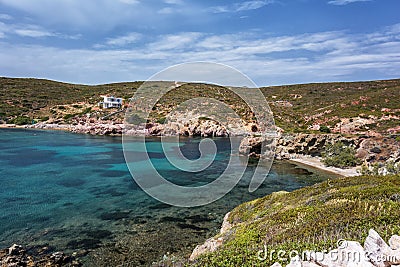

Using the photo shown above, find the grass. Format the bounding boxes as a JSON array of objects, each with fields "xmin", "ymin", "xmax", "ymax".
[{"xmin": 191, "ymin": 174, "xmax": 400, "ymax": 266}]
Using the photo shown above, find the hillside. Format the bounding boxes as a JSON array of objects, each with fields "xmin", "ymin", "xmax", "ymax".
[
  {"xmin": 191, "ymin": 174, "xmax": 400, "ymax": 266},
  {"xmin": 0, "ymin": 77, "xmax": 399, "ymax": 134},
  {"xmin": 262, "ymin": 80, "xmax": 400, "ymax": 134}
]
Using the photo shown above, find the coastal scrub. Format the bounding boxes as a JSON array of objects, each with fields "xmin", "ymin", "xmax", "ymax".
[{"xmin": 191, "ymin": 175, "xmax": 400, "ymax": 266}]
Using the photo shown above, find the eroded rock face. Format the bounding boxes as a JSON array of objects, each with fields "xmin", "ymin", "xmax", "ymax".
[
  {"xmin": 154, "ymin": 119, "xmax": 229, "ymax": 137},
  {"xmin": 189, "ymin": 212, "xmax": 233, "ymax": 261},
  {"xmin": 275, "ymin": 133, "xmax": 357, "ymax": 160}
]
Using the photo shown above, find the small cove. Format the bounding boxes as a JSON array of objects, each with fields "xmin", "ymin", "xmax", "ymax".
[{"xmin": 0, "ymin": 128, "xmax": 339, "ymax": 266}]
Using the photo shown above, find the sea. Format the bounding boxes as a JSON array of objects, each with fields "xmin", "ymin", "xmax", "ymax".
[{"xmin": 0, "ymin": 128, "xmax": 338, "ymax": 266}]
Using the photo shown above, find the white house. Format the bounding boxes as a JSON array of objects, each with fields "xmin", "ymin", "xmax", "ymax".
[{"xmin": 100, "ymin": 96, "xmax": 123, "ymax": 109}]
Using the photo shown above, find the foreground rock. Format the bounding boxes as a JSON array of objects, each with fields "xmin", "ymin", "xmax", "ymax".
[
  {"xmin": 0, "ymin": 244, "xmax": 81, "ymax": 267},
  {"xmin": 269, "ymin": 229, "xmax": 400, "ymax": 267},
  {"xmin": 189, "ymin": 212, "xmax": 233, "ymax": 261}
]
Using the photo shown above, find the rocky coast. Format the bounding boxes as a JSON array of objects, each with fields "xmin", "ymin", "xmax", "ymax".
[{"xmin": 3, "ymin": 117, "xmax": 399, "ymax": 176}]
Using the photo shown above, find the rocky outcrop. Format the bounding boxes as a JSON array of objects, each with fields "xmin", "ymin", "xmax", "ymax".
[
  {"xmin": 275, "ymin": 133, "xmax": 357, "ymax": 160},
  {"xmin": 189, "ymin": 212, "xmax": 233, "ymax": 261},
  {"xmin": 147, "ymin": 119, "xmax": 230, "ymax": 137},
  {"xmin": 269, "ymin": 230, "xmax": 400, "ymax": 267},
  {"xmin": 30, "ymin": 117, "xmax": 231, "ymax": 137},
  {"xmin": 0, "ymin": 244, "xmax": 81, "ymax": 267},
  {"xmin": 240, "ymin": 133, "xmax": 400, "ymax": 169}
]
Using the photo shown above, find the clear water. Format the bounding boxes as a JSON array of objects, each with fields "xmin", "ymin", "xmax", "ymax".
[{"xmin": 0, "ymin": 129, "xmax": 337, "ymax": 266}]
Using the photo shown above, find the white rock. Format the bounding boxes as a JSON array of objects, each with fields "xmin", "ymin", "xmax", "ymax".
[
  {"xmin": 220, "ymin": 212, "xmax": 232, "ymax": 235},
  {"xmin": 301, "ymin": 262, "xmax": 320, "ymax": 267},
  {"xmin": 270, "ymin": 263, "xmax": 283, "ymax": 267},
  {"xmin": 286, "ymin": 256, "xmax": 302, "ymax": 267},
  {"xmin": 306, "ymin": 250, "xmax": 336, "ymax": 266},
  {"xmin": 309, "ymin": 241, "xmax": 374, "ymax": 267},
  {"xmin": 364, "ymin": 229, "xmax": 400, "ymax": 267},
  {"xmin": 389, "ymin": 235, "xmax": 400, "ymax": 250},
  {"xmin": 8, "ymin": 244, "xmax": 23, "ymax": 255},
  {"xmin": 189, "ymin": 237, "xmax": 224, "ymax": 261}
]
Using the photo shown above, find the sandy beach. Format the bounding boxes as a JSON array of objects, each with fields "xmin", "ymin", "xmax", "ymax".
[{"xmin": 289, "ymin": 154, "xmax": 360, "ymax": 177}]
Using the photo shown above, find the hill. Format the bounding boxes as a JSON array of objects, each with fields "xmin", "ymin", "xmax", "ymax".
[
  {"xmin": 0, "ymin": 77, "xmax": 399, "ymax": 134},
  {"xmin": 191, "ymin": 174, "xmax": 400, "ymax": 266}
]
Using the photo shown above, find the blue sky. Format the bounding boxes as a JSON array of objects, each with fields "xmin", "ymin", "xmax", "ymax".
[{"xmin": 0, "ymin": 0, "xmax": 399, "ymax": 86}]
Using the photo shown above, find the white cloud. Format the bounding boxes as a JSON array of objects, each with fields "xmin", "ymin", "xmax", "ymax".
[
  {"xmin": 163, "ymin": 0, "xmax": 183, "ymax": 5},
  {"xmin": 148, "ymin": 32, "xmax": 203, "ymax": 51},
  {"xmin": 0, "ymin": 13, "xmax": 12, "ymax": 20},
  {"xmin": 328, "ymin": 0, "xmax": 372, "ymax": 5},
  {"xmin": 158, "ymin": 7, "xmax": 175, "ymax": 14},
  {"xmin": 14, "ymin": 26, "xmax": 55, "ymax": 38},
  {"xmin": 0, "ymin": 21, "xmax": 74, "ymax": 38},
  {"xmin": 0, "ymin": 21, "xmax": 54, "ymax": 38},
  {"xmin": 236, "ymin": 0, "xmax": 274, "ymax": 11},
  {"xmin": 0, "ymin": 0, "xmax": 201, "ymax": 32},
  {"xmin": 104, "ymin": 32, "xmax": 142, "ymax": 47},
  {"xmin": 1, "ymin": 24, "xmax": 400, "ymax": 85},
  {"xmin": 118, "ymin": 0, "xmax": 139, "ymax": 5},
  {"xmin": 210, "ymin": 0, "xmax": 275, "ymax": 13}
]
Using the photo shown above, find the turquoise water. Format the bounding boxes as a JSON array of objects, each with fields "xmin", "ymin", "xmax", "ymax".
[{"xmin": 0, "ymin": 129, "xmax": 335, "ymax": 266}]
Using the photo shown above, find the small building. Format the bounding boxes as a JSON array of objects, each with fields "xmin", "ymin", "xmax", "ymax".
[{"xmin": 99, "ymin": 96, "xmax": 123, "ymax": 109}]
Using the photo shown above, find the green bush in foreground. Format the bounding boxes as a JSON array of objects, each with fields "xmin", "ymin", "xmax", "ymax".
[
  {"xmin": 191, "ymin": 175, "xmax": 400, "ymax": 266},
  {"xmin": 322, "ymin": 141, "xmax": 360, "ymax": 168}
]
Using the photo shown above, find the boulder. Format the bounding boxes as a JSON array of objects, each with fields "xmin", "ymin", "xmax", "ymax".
[
  {"xmin": 8, "ymin": 244, "xmax": 23, "ymax": 256},
  {"xmin": 364, "ymin": 229, "xmax": 400, "ymax": 267},
  {"xmin": 189, "ymin": 237, "xmax": 224, "ymax": 261},
  {"xmin": 389, "ymin": 235, "xmax": 400, "ymax": 250},
  {"xmin": 220, "ymin": 212, "xmax": 232, "ymax": 235}
]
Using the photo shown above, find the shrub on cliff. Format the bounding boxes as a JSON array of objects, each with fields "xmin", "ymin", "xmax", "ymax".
[
  {"xmin": 322, "ymin": 141, "xmax": 360, "ymax": 168},
  {"xmin": 9, "ymin": 116, "xmax": 31, "ymax": 125},
  {"xmin": 319, "ymin": 125, "xmax": 331, "ymax": 133}
]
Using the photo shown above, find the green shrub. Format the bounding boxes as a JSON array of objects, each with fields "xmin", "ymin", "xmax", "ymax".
[
  {"xmin": 63, "ymin": 114, "xmax": 75, "ymax": 120},
  {"xmin": 80, "ymin": 107, "xmax": 92, "ymax": 115},
  {"xmin": 319, "ymin": 125, "xmax": 331, "ymax": 133},
  {"xmin": 322, "ymin": 141, "xmax": 360, "ymax": 168},
  {"xmin": 9, "ymin": 116, "xmax": 31, "ymax": 125},
  {"xmin": 156, "ymin": 117, "xmax": 167, "ymax": 124},
  {"xmin": 198, "ymin": 116, "xmax": 211, "ymax": 121},
  {"xmin": 40, "ymin": 116, "xmax": 49, "ymax": 121},
  {"xmin": 127, "ymin": 114, "xmax": 146, "ymax": 125}
]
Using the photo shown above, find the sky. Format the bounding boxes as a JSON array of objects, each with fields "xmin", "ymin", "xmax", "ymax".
[{"xmin": 0, "ymin": 0, "xmax": 399, "ymax": 86}]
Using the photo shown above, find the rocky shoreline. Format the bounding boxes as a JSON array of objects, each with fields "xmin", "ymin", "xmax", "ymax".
[
  {"xmin": 2, "ymin": 122, "xmax": 399, "ymax": 175},
  {"xmin": 0, "ymin": 244, "xmax": 81, "ymax": 267}
]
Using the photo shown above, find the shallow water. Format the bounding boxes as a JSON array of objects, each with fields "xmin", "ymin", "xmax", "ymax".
[{"xmin": 0, "ymin": 129, "xmax": 338, "ymax": 266}]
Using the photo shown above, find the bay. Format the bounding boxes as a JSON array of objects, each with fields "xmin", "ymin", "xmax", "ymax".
[{"xmin": 0, "ymin": 128, "xmax": 337, "ymax": 266}]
